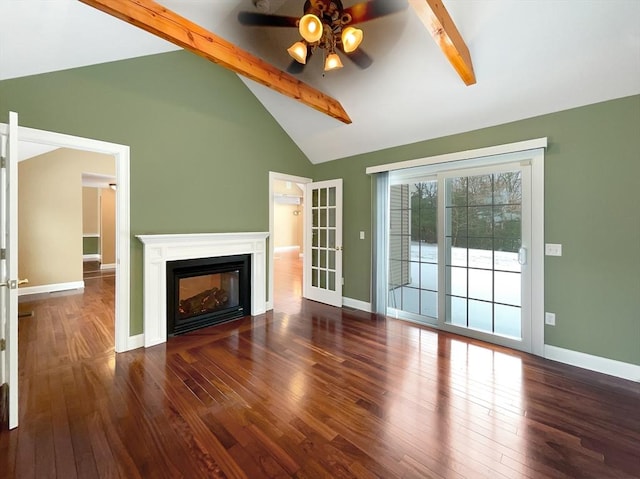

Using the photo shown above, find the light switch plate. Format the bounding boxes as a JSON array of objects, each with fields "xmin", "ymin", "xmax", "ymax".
[
  {"xmin": 545, "ymin": 312, "xmax": 556, "ymax": 325},
  {"xmin": 545, "ymin": 243, "xmax": 562, "ymax": 256},
  {"xmin": 359, "ymin": 231, "xmax": 365, "ymax": 240}
]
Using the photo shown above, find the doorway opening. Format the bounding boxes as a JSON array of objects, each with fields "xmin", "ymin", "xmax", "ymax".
[
  {"xmin": 268, "ymin": 172, "xmax": 311, "ymax": 313},
  {"xmin": 3, "ymin": 124, "xmax": 131, "ymax": 352}
]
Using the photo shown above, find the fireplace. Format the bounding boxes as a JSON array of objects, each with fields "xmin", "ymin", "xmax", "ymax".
[
  {"xmin": 137, "ymin": 232, "xmax": 268, "ymax": 348},
  {"xmin": 166, "ymin": 254, "xmax": 251, "ymax": 336}
]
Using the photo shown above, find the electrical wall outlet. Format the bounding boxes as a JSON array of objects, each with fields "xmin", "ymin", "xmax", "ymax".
[{"xmin": 545, "ymin": 312, "xmax": 556, "ymax": 326}]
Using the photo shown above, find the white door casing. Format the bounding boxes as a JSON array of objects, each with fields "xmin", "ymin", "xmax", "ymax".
[
  {"xmin": 0, "ymin": 120, "xmax": 132, "ymax": 353},
  {"xmin": 303, "ymin": 179, "xmax": 343, "ymax": 307}
]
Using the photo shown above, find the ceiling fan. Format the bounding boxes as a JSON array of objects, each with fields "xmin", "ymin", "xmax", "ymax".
[
  {"xmin": 81, "ymin": 0, "xmax": 474, "ymax": 125},
  {"xmin": 238, "ymin": 0, "xmax": 407, "ymax": 74}
]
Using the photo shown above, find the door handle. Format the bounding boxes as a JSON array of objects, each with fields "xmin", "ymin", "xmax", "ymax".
[
  {"xmin": 0, "ymin": 278, "xmax": 29, "ymax": 289},
  {"xmin": 518, "ymin": 247, "xmax": 527, "ymax": 265}
]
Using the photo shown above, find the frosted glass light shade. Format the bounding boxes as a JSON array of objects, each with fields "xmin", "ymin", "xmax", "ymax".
[
  {"xmin": 287, "ymin": 41, "xmax": 308, "ymax": 64},
  {"xmin": 299, "ymin": 14, "xmax": 323, "ymax": 43},
  {"xmin": 341, "ymin": 26, "xmax": 363, "ymax": 53},
  {"xmin": 324, "ymin": 53, "xmax": 343, "ymax": 71}
]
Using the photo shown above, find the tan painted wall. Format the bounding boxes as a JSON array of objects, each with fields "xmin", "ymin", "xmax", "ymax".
[
  {"xmin": 100, "ymin": 187, "xmax": 116, "ymax": 265},
  {"xmin": 273, "ymin": 180, "xmax": 304, "ymax": 250},
  {"xmin": 18, "ymin": 148, "xmax": 115, "ymax": 288},
  {"xmin": 273, "ymin": 180, "xmax": 303, "ymax": 196},
  {"xmin": 274, "ymin": 203, "xmax": 303, "ymax": 248},
  {"xmin": 82, "ymin": 187, "xmax": 100, "ymax": 235}
]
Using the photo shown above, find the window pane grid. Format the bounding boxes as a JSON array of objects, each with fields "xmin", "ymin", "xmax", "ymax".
[
  {"xmin": 311, "ymin": 187, "xmax": 338, "ymax": 292},
  {"xmin": 388, "ymin": 181, "xmax": 438, "ymax": 319},
  {"xmin": 444, "ymin": 171, "xmax": 522, "ymax": 338}
]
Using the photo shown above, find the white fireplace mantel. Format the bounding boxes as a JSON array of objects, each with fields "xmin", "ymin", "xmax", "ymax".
[{"xmin": 137, "ymin": 232, "xmax": 269, "ymax": 347}]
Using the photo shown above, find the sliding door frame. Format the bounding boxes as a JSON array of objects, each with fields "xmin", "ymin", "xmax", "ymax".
[
  {"xmin": 368, "ymin": 139, "xmax": 545, "ymax": 356},
  {"xmin": 437, "ymin": 160, "xmax": 533, "ymax": 352}
]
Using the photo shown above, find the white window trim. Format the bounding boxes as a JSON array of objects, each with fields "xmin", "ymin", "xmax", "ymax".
[{"xmin": 366, "ymin": 138, "xmax": 547, "ymax": 175}]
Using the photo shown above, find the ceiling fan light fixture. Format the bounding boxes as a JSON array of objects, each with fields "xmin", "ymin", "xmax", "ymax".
[
  {"xmin": 287, "ymin": 41, "xmax": 308, "ymax": 64},
  {"xmin": 324, "ymin": 52, "xmax": 343, "ymax": 71},
  {"xmin": 299, "ymin": 14, "xmax": 323, "ymax": 43},
  {"xmin": 341, "ymin": 26, "xmax": 363, "ymax": 53}
]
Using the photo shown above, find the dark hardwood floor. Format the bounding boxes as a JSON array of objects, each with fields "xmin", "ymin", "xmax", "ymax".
[{"xmin": 1, "ymin": 251, "xmax": 639, "ymax": 478}]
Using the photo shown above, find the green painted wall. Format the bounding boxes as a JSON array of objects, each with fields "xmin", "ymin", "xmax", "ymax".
[
  {"xmin": 2, "ymin": 50, "xmax": 638, "ymax": 366},
  {"xmin": 0, "ymin": 50, "xmax": 313, "ymax": 335},
  {"xmin": 313, "ymin": 95, "xmax": 640, "ymax": 365},
  {"xmin": 83, "ymin": 236, "xmax": 99, "ymax": 255}
]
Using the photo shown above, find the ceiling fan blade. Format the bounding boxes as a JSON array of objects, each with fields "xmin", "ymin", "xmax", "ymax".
[
  {"xmin": 286, "ymin": 60, "xmax": 306, "ymax": 74},
  {"xmin": 343, "ymin": 0, "xmax": 407, "ymax": 24},
  {"xmin": 342, "ymin": 48, "xmax": 373, "ymax": 69},
  {"xmin": 286, "ymin": 50, "xmax": 313, "ymax": 74},
  {"xmin": 237, "ymin": 11, "xmax": 299, "ymax": 27}
]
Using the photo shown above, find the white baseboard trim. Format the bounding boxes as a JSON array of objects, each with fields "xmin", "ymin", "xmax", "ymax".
[
  {"xmin": 266, "ymin": 300, "xmax": 274, "ymax": 311},
  {"xmin": 126, "ymin": 334, "xmax": 145, "ymax": 351},
  {"xmin": 342, "ymin": 297, "xmax": 372, "ymax": 313},
  {"xmin": 544, "ymin": 345, "xmax": 640, "ymax": 382},
  {"xmin": 100, "ymin": 263, "xmax": 116, "ymax": 270},
  {"xmin": 18, "ymin": 280, "xmax": 85, "ymax": 297},
  {"xmin": 274, "ymin": 245, "xmax": 300, "ymax": 253},
  {"xmin": 83, "ymin": 254, "xmax": 101, "ymax": 262}
]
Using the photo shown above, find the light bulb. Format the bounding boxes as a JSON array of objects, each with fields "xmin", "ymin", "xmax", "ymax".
[
  {"xmin": 287, "ymin": 41, "xmax": 308, "ymax": 64},
  {"xmin": 324, "ymin": 53, "xmax": 343, "ymax": 71},
  {"xmin": 341, "ymin": 26, "xmax": 363, "ymax": 53},
  {"xmin": 299, "ymin": 14, "xmax": 323, "ymax": 43}
]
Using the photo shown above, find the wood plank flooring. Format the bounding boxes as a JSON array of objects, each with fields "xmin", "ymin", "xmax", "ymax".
[{"xmin": 1, "ymin": 251, "xmax": 639, "ymax": 478}]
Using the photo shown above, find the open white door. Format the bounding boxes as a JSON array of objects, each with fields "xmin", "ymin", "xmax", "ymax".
[
  {"xmin": 0, "ymin": 112, "xmax": 21, "ymax": 429},
  {"xmin": 303, "ymin": 179, "xmax": 343, "ymax": 307}
]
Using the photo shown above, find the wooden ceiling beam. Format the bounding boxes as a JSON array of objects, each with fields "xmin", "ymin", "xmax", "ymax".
[
  {"xmin": 79, "ymin": 0, "xmax": 352, "ymax": 123},
  {"xmin": 409, "ymin": 0, "xmax": 476, "ymax": 86}
]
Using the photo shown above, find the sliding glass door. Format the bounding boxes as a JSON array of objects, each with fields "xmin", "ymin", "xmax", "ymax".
[
  {"xmin": 442, "ymin": 165, "xmax": 530, "ymax": 348},
  {"xmin": 388, "ymin": 179, "xmax": 438, "ymax": 322},
  {"xmin": 387, "ymin": 161, "xmax": 533, "ymax": 351}
]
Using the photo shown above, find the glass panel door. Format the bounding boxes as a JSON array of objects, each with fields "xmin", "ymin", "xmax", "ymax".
[
  {"xmin": 388, "ymin": 179, "xmax": 438, "ymax": 323},
  {"xmin": 304, "ymin": 179, "xmax": 343, "ymax": 307},
  {"xmin": 383, "ymin": 151, "xmax": 540, "ymax": 353},
  {"xmin": 443, "ymin": 167, "xmax": 527, "ymax": 343}
]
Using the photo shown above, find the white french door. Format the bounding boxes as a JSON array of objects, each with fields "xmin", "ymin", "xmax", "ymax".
[
  {"xmin": 0, "ymin": 112, "xmax": 21, "ymax": 429},
  {"xmin": 303, "ymin": 179, "xmax": 343, "ymax": 307}
]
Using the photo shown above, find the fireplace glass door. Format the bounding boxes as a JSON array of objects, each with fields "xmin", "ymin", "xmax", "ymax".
[
  {"xmin": 166, "ymin": 254, "xmax": 250, "ymax": 336},
  {"xmin": 178, "ymin": 271, "xmax": 240, "ymax": 321}
]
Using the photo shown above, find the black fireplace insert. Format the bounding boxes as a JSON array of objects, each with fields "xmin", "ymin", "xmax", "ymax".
[{"xmin": 166, "ymin": 254, "xmax": 251, "ymax": 336}]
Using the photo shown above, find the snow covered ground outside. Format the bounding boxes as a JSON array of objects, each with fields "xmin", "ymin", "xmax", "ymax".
[{"xmin": 389, "ymin": 242, "xmax": 522, "ymax": 338}]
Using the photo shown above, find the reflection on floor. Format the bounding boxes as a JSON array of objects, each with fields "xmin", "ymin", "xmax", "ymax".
[
  {"xmin": 83, "ymin": 260, "xmax": 115, "ymax": 280},
  {"xmin": 2, "ymin": 246, "xmax": 639, "ymax": 478},
  {"xmin": 273, "ymin": 248, "xmax": 303, "ymax": 314},
  {"xmin": 17, "ymin": 260, "xmax": 114, "ymax": 317}
]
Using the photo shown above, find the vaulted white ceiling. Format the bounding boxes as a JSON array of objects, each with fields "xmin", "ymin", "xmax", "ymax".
[{"xmin": 2, "ymin": 1, "xmax": 639, "ymax": 164}]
